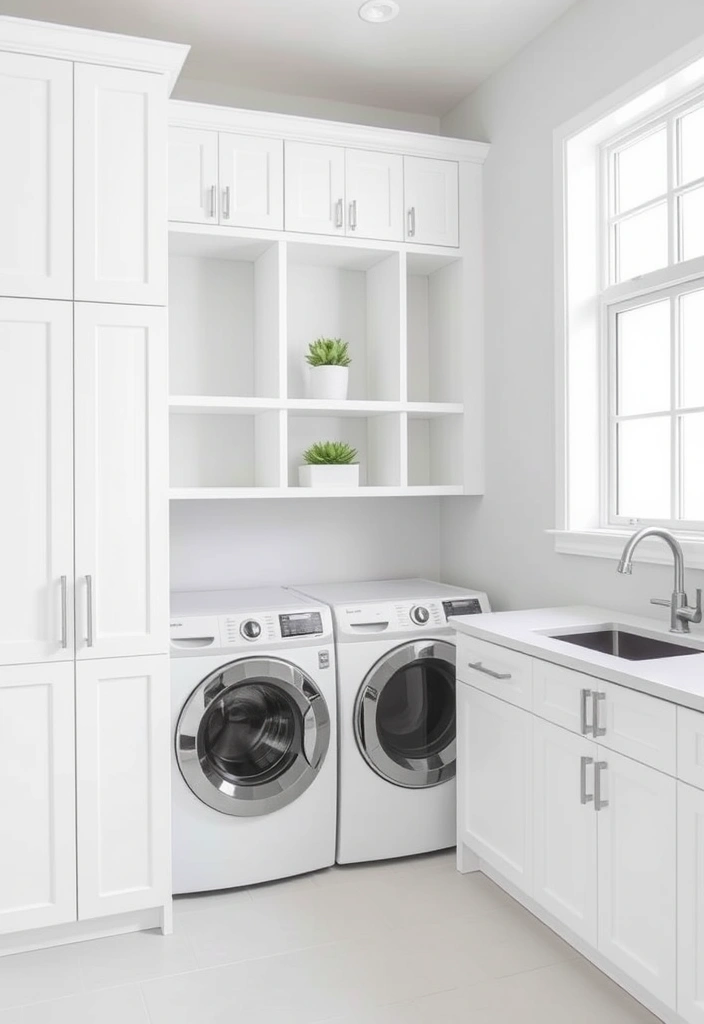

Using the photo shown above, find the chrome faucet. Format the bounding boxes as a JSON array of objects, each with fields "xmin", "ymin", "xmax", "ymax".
[{"xmin": 617, "ymin": 527, "xmax": 702, "ymax": 633}]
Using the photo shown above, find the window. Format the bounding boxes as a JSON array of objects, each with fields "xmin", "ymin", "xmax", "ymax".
[{"xmin": 603, "ymin": 96, "xmax": 704, "ymax": 532}]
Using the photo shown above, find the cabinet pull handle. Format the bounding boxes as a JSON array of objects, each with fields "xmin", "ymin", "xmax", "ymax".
[
  {"xmin": 408, "ymin": 206, "xmax": 416, "ymax": 237},
  {"xmin": 580, "ymin": 688, "xmax": 593, "ymax": 735},
  {"xmin": 349, "ymin": 199, "xmax": 357, "ymax": 230},
  {"xmin": 85, "ymin": 575, "xmax": 95, "ymax": 648},
  {"xmin": 467, "ymin": 660, "xmax": 512, "ymax": 681},
  {"xmin": 594, "ymin": 760, "xmax": 608, "ymax": 810},
  {"xmin": 593, "ymin": 691, "xmax": 607, "ymax": 736},
  {"xmin": 209, "ymin": 184, "xmax": 217, "ymax": 219},
  {"xmin": 335, "ymin": 198, "xmax": 344, "ymax": 228},
  {"xmin": 580, "ymin": 755, "xmax": 594, "ymax": 804},
  {"xmin": 222, "ymin": 186, "xmax": 231, "ymax": 220},
  {"xmin": 60, "ymin": 576, "xmax": 68, "ymax": 649}
]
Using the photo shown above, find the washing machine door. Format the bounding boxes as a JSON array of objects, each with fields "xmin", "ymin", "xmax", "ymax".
[
  {"xmin": 176, "ymin": 657, "xmax": 331, "ymax": 816},
  {"xmin": 354, "ymin": 639, "xmax": 456, "ymax": 789}
]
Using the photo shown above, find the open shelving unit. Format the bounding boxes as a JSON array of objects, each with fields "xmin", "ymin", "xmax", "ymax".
[{"xmin": 168, "ymin": 225, "xmax": 479, "ymax": 499}]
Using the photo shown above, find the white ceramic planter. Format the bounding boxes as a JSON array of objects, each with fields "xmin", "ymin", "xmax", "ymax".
[
  {"xmin": 298, "ymin": 464, "xmax": 360, "ymax": 488},
  {"xmin": 306, "ymin": 365, "xmax": 349, "ymax": 401}
]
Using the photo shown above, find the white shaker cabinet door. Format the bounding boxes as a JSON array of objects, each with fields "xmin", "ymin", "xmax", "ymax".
[
  {"xmin": 597, "ymin": 748, "xmax": 677, "ymax": 1009},
  {"xmin": 532, "ymin": 718, "xmax": 598, "ymax": 946},
  {"xmin": 0, "ymin": 53, "xmax": 72, "ymax": 300},
  {"xmin": 0, "ymin": 663, "xmax": 76, "ymax": 935},
  {"xmin": 345, "ymin": 149, "xmax": 403, "ymax": 241},
  {"xmin": 219, "ymin": 133, "xmax": 283, "ymax": 229},
  {"xmin": 74, "ymin": 64, "xmax": 167, "ymax": 305},
  {"xmin": 457, "ymin": 683, "xmax": 533, "ymax": 894},
  {"xmin": 168, "ymin": 126, "xmax": 219, "ymax": 225},
  {"xmin": 0, "ymin": 299, "xmax": 74, "ymax": 664},
  {"xmin": 284, "ymin": 142, "xmax": 345, "ymax": 236},
  {"xmin": 76, "ymin": 655, "xmax": 171, "ymax": 919},
  {"xmin": 404, "ymin": 156, "xmax": 459, "ymax": 247},
  {"xmin": 678, "ymin": 782, "xmax": 704, "ymax": 1024},
  {"xmin": 74, "ymin": 303, "xmax": 168, "ymax": 660}
]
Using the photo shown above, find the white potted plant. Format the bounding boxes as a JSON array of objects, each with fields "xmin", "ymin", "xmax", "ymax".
[
  {"xmin": 298, "ymin": 441, "xmax": 360, "ymax": 487},
  {"xmin": 305, "ymin": 338, "xmax": 351, "ymax": 400}
]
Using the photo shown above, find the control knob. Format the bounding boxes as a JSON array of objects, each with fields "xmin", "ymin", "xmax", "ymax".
[
  {"xmin": 410, "ymin": 605, "xmax": 430, "ymax": 625},
  {"xmin": 240, "ymin": 619, "xmax": 262, "ymax": 641}
]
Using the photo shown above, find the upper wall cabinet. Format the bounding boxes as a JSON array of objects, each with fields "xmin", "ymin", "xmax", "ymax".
[
  {"xmin": 404, "ymin": 156, "xmax": 459, "ymax": 247},
  {"xmin": 74, "ymin": 64, "xmax": 167, "ymax": 305},
  {"xmin": 168, "ymin": 127, "xmax": 283, "ymax": 229},
  {"xmin": 284, "ymin": 141, "xmax": 403, "ymax": 241},
  {"xmin": 0, "ymin": 53, "xmax": 73, "ymax": 300}
]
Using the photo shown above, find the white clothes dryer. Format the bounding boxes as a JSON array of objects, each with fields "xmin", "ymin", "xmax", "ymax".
[
  {"xmin": 170, "ymin": 587, "xmax": 337, "ymax": 893},
  {"xmin": 291, "ymin": 579, "xmax": 490, "ymax": 864}
]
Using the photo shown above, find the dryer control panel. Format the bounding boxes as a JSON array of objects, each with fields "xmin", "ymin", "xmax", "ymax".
[
  {"xmin": 170, "ymin": 605, "xmax": 332, "ymax": 656},
  {"xmin": 334, "ymin": 591, "xmax": 490, "ymax": 642}
]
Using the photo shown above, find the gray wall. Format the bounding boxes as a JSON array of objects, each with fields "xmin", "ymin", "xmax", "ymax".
[{"xmin": 439, "ymin": 0, "xmax": 704, "ymax": 621}]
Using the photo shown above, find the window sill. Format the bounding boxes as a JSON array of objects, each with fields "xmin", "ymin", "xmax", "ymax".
[{"xmin": 549, "ymin": 529, "xmax": 704, "ymax": 570}]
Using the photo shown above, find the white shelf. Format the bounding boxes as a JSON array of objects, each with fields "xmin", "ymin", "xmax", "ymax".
[
  {"xmin": 170, "ymin": 485, "xmax": 465, "ymax": 500},
  {"xmin": 169, "ymin": 396, "xmax": 464, "ymax": 417}
]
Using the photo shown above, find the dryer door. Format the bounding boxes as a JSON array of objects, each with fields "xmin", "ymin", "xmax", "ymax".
[
  {"xmin": 354, "ymin": 640, "xmax": 456, "ymax": 789},
  {"xmin": 176, "ymin": 657, "xmax": 330, "ymax": 816}
]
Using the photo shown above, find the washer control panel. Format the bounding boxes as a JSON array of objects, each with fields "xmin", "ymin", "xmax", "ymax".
[
  {"xmin": 170, "ymin": 603, "xmax": 332, "ymax": 655},
  {"xmin": 279, "ymin": 611, "xmax": 324, "ymax": 638},
  {"xmin": 334, "ymin": 591, "xmax": 490, "ymax": 640}
]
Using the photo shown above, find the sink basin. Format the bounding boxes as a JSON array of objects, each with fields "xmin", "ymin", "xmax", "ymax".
[{"xmin": 548, "ymin": 628, "xmax": 702, "ymax": 661}]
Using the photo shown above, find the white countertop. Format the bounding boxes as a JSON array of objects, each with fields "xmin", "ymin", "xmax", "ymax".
[{"xmin": 451, "ymin": 605, "xmax": 704, "ymax": 713}]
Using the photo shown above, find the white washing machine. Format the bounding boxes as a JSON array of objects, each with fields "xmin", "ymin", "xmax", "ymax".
[
  {"xmin": 170, "ymin": 587, "xmax": 337, "ymax": 893},
  {"xmin": 291, "ymin": 579, "xmax": 490, "ymax": 864}
]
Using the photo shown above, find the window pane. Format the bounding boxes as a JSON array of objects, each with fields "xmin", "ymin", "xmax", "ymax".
[
  {"xmin": 679, "ymin": 186, "xmax": 704, "ymax": 262},
  {"xmin": 679, "ymin": 105, "xmax": 704, "ymax": 185},
  {"xmin": 682, "ymin": 413, "xmax": 704, "ymax": 521},
  {"xmin": 681, "ymin": 289, "xmax": 704, "ymax": 408},
  {"xmin": 617, "ymin": 417, "xmax": 671, "ymax": 519},
  {"xmin": 615, "ymin": 202, "xmax": 668, "ymax": 282},
  {"xmin": 616, "ymin": 128, "xmax": 667, "ymax": 213},
  {"xmin": 617, "ymin": 300, "xmax": 670, "ymax": 415}
]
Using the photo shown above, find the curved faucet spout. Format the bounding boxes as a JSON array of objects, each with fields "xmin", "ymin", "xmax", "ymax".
[{"xmin": 617, "ymin": 527, "xmax": 685, "ymax": 593}]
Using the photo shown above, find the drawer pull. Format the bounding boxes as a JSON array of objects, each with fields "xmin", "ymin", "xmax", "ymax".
[
  {"xmin": 593, "ymin": 691, "xmax": 607, "ymax": 736},
  {"xmin": 467, "ymin": 660, "xmax": 512, "ymax": 681},
  {"xmin": 580, "ymin": 755, "xmax": 594, "ymax": 804}
]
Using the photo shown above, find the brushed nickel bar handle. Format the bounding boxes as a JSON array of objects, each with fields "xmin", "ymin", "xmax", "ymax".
[
  {"xmin": 222, "ymin": 185, "xmax": 231, "ymax": 220},
  {"xmin": 467, "ymin": 660, "xmax": 512, "ymax": 681},
  {"xmin": 594, "ymin": 760, "xmax": 609, "ymax": 811},
  {"xmin": 86, "ymin": 575, "xmax": 94, "ymax": 648},
  {"xmin": 593, "ymin": 691, "xmax": 607, "ymax": 737},
  {"xmin": 349, "ymin": 199, "xmax": 357, "ymax": 230},
  {"xmin": 60, "ymin": 576, "xmax": 68, "ymax": 649},
  {"xmin": 580, "ymin": 688, "xmax": 593, "ymax": 736},
  {"xmin": 208, "ymin": 184, "xmax": 217, "ymax": 219},
  {"xmin": 335, "ymin": 198, "xmax": 344, "ymax": 228},
  {"xmin": 408, "ymin": 206, "xmax": 416, "ymax": 237},
  {"xmin": 580, "ymin": 755, "xmax": 594, "ymax": 805}
]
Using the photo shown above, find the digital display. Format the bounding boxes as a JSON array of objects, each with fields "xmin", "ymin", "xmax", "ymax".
[
  {"xmin": 279, "ymin": 612, "xmax": 324, "ymax": 637},
  {"xmin": 443, "ymin": 598, "xmax": 482, "ymax": 619}
]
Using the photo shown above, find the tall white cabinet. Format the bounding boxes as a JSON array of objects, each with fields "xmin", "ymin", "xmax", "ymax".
[{"xmin": 0, "ymin": 16, "xmax": 187, "ymax": 952}]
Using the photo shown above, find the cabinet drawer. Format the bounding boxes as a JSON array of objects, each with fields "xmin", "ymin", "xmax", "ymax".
[
  {"xmin": 456, "ymin": 635, "xmax": 532, "ymax": 709},
  {"xmin": 532, "ymin": 660, "xmax": 597, "ymax": 736},
  {"xmin": 599, "ymin": 681, "xmax": 676, "ymax": 775},
  {"xmin": 678, "ymin": 707, "xmax": 704, "ymax": 789}
]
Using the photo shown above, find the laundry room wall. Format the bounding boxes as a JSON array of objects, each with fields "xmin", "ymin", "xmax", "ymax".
[
  {"xmin": 170, "ymin": 498, "xmax": 442, "ymax": 592},
  {"xmin": 439, "ymin": 0, "xmax": 704, "ymax": 618}
]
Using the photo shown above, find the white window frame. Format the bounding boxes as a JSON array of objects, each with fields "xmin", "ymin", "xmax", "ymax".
[{"xmin": 553, "ymin": 36, "xmax": 704, "ymax": 568}]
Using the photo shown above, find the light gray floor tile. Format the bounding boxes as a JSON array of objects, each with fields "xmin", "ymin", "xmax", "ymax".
[
  {"xmin": 77, "ymin": 927, "xmax": 197, "ymax": 990},
  {"xmin": 0, "ymin": 944, "xmax": 84, "ymax": 1011},
  {"xmin": 18, "ymin": 985, "xmax": 150, "ymax": 1024}
]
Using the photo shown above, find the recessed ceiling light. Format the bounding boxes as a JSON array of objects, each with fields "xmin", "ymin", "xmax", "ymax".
[{"xmin": 358, "ymin": 0, "xmax": 400, "ymax": 24}]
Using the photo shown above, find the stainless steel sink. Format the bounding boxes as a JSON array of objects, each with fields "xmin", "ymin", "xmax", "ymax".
[{"xmin": 548, "ymin": 628, "xmax": 702, "ymax": 661}]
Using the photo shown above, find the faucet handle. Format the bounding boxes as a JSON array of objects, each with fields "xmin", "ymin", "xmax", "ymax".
[
  {"xmin": 650, "ymin": 597, "xmax": 671, "ymax": 608},
  {"xmin": 678, "ymin": 589, "xmax": 703, "ymax": 625}
]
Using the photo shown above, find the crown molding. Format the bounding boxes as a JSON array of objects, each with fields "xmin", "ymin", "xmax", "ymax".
[
  {"xmin": 0, "ymin": 17, "xmax": 189, "ymax": 93},
  {"xmin": 169, "ymin": 99, "xmax": 489, "ymax": 163}
]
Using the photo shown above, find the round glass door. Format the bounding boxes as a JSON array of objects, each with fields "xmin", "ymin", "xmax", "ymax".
[
  {"xmin": 176, "ymin": 658, "xmax": 330, "ymax": 816},
  {"xmin": 354, "ymin": 640, "xmax": 456, "ymax": 789}
]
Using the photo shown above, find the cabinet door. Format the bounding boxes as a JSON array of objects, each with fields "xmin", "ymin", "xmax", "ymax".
[
  {"xmin": 0, "ymin": 663, "xmax": 76, "ymax": 935},
  {"xmin": 284, "ymin": 142, "xmax": 345, "ymax": 235},
  {"xmin": 219, "ymin": 133, "xmax": 283, "ymax": 230},
  {"xmin": 0, "ymin": 299, "xmax": 74, "ymax": 664},
  {"xmin": 76, "ymin": 655, "xmax": 170, "ymax": 919},
  {"xmin": 457, "ymin": 683, "xmax": 532, "ymax": 893},
  {"xmin": 74, "ymin": 64, "xmax": 167, "ymax": 305},
  {"xmin": 0, "ymin": 53, "xmax": 72, "ymax": 300},
  {"xmin": 74, "ymin": 304, "xmax": 168, "ymax": 660},
  {"xmin": 345, "ymin": 149, "xmax": 403, "ymax": 241},
  {"xmin": 678, "ymin": 782, "xmax": 704, "ymax": 1024},
  {"xmin": 404, "ymin": 156, "xmax": 459, "ymax": 247},
  {"xmin": 597, "ymin": 748, "xmax": 677, "ymax": 1008},
  {"xmin": 533, "ymin": 719, "xmax": 598, "ymax": 945},
  {"xmin": 168, "ymin": 127, "xmax": 219, "ymax": 225}
]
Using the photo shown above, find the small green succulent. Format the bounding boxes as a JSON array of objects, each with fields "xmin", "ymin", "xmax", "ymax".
[
  {"xmin": 305, "ymin": 338, "xmax": 351, "ymax": 367},
  {"xmin": 302, "ymin": 441, "xmax": 358, "ymax": 465}
]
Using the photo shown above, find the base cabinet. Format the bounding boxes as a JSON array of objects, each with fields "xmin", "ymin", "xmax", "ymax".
[
  {"xmin": 0, "ymin": 663, "xmax": 76, "ymax": 935},
  {"xmin": 76, "ymin": 655, "xmax": 171, "ymax": 920},
  {"xmin": 678, "ymin": 782, "xmax": 704, "ymax": 1023}
]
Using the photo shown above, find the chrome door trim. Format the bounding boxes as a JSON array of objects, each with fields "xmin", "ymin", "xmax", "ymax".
[
  {"xmin": 176, "ymin": 657, "xmax": 330, "ymax": 817},
  {"xmin": 353, "ymin": 639, "xmax": 456, "ymax": 790}
]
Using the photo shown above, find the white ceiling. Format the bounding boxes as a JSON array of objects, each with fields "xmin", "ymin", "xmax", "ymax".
[{"xmin": 0, "ymin": 0, "xmax": 579, "ymax": 115}]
